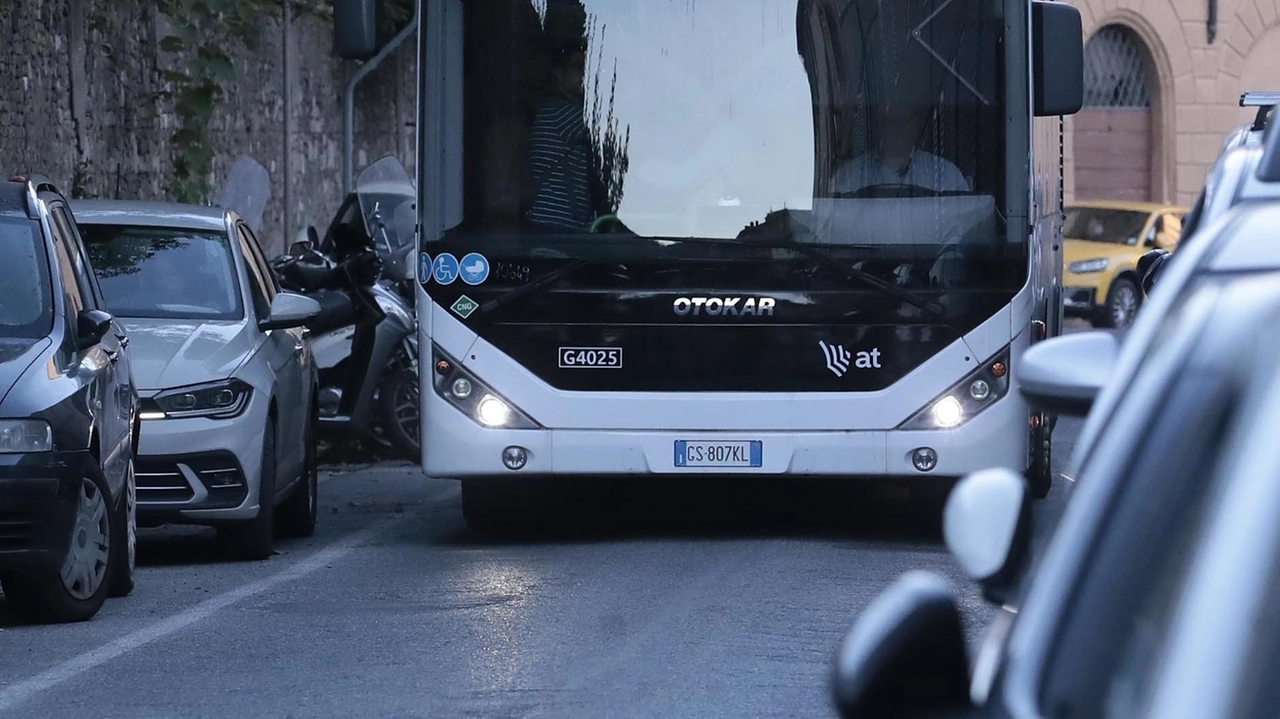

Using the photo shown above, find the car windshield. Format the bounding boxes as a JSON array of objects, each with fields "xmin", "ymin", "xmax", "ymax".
[
  {"xmin": 0, "ymin": 218, "xmax": 54, "ymax": 339},
  {"xmin": 1063, "ymin": 207, "xmax": 1151, "ymax": 245},
  {"xmin": 80, "ymin": 224, "xmax": 244, "ymax": 321}
]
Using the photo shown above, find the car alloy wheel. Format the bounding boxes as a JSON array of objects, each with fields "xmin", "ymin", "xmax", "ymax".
[{"xmin": 1108, "ymin": 278, "xmax": 1141, "ymax": 328}]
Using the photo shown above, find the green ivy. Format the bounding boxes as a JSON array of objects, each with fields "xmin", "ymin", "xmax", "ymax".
[{"xmin": 155, "ymin": 0, "xmax": 332, "ymax": 204}]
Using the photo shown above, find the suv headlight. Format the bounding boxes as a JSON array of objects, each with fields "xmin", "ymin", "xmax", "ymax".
[
  {"xmin": 1068, "ymin": 258, "xmax": 1110, "ymax": 274},
  {"xmin": 898, "ymin": 348, "xmax": 1011, "ymax": 430},
  {"xmin": 143, "ymin": 378, "xmax": 253, "ymax": 420},
  {"xmin": 432, "ymin": 347, "xmax": 540, "ymax": 429},
  {"xmin": 0, "ymin": 419, "xmax": 53, "ymax": 453}
]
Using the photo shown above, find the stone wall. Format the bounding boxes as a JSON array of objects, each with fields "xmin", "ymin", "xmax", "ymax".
[{"xmin": 0, "ymin": 0, "xmax": 416, "ymax": 256}]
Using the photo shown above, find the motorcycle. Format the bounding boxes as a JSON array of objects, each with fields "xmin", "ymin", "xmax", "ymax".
[{"xmin": 272, "ymin": 157, "xmax": 420, "ymax": 460}]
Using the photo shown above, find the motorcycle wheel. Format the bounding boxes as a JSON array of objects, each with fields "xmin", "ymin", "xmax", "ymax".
[{"xmin": 374, "ymin": 351, "xmax": 420, "ymax": 461}]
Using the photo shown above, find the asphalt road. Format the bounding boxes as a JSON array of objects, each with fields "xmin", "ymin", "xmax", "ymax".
[{"xmin": 0, "ymin": 341, "xmax": 1089, "ymax": 719}]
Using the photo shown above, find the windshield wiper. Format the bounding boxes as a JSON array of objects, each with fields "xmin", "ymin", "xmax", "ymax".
[
  {"xmin": 470, "ymin": 232, "xmax": 946, "ymax": 321},
  {"xmin": 474, "ymin": 258, "xmax": 593, "ymax": 318},
  {"xmin": 702, "ymin": 231, "xmax": 947, "ymax": 318}
]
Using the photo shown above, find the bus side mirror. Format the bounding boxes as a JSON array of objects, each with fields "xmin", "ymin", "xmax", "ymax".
[
  {"xmin": 333, "ymin": 0, "xmax": 379, "ymax": 60},
  {"xmin": 1031, "ymin": 0, "xmax": 1084, "ymax": 117}
]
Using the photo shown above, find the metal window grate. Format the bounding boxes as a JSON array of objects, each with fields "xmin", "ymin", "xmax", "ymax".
[{"xmin": 1083, "ymin": 25, "xmax": 1153, "ymax": 108}]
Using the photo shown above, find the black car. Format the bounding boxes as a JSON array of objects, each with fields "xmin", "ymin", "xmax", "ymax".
[{"xmin": 0, "ymin": 176, "xmax": 138, "ymax": 623}]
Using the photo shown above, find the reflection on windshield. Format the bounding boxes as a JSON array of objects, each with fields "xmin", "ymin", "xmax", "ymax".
[
  {"xmin": 1063, "ymin": 208, "xmax": 1150, "ymax": 245},
  {"xmin": 81, "ymin": 225, "xmax": 244, "ymax": 321},
  {"xmin": 446, "ymin": 0, "xmax": 1005, "ymax": 246},
  {"xmin": 0, "ymin": 219, "xmax": 54, "ymax": 339}
]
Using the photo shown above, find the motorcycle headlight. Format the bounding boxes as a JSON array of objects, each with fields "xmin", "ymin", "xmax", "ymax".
[
  {"xmin": 431, "ymin": 347, "xmax": 540, "ymax": 429},
  {"xmin": 898, "ymin": 347, "xmax": 1011, "ymax": 430},
  {"xmin": 144, "ymin": 378, "xmax": 253, "ymax": 420},
  {"xmin": 1068, "ymin": 258, "xmax": 1110, "ymax": 274},
  {"xmin": 0, "ymin": 419, "xmax": 53, "ymax": 453}
]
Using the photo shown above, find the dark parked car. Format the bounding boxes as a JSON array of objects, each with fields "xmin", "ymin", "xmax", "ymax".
[{"xmin": 0, "ymin": 176, "xmax": 138, "ymax": 623}]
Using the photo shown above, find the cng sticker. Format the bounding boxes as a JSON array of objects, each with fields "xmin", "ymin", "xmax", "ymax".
[{"xmin": 450, "ymin": 295, "xmax": 479, "ymax": 319}]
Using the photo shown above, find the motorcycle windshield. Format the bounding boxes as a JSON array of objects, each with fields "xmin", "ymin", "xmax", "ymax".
[
  {"xmin": 356, "ymin": 156, "xmax": 416, "ymax": 251},
  {"xmin": 216, "ymin": 156, "xmax": 271, "ymax": 235},
  {"xmin": 356, "ymin": 156, "xmax": 417, "ymax": 282}
]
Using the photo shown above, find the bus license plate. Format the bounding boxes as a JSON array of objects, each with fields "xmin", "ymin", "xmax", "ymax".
[{"xmin": 674, "ymin": 440, "xmax": 763, "ymax": 468}]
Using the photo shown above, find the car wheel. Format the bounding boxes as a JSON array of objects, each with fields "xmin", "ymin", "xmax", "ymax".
[
  {"xmin": 375, "ymin": 351, "xmax": 420, "ymax": 461},
  {"xmin": 1101, "ymin": 277, "xmax": 1141, "ymax": 329},
  {"xmin": 219, "ymin": 417, "xmax": 277, "ymax": 561},
  {"xmin": 278, "ymin": 407, "xmax": 319, "ymax": 538},
  {"xmin": 1, "ymin": 462, "xmax": 116, "ymax": 623},
  {"xmin": 109, "ymin": 457, "xmax": 137, "ymax": 597}
]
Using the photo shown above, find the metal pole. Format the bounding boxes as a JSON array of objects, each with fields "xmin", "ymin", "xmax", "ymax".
[
  {"xmin": 344, "ymin": 4, "xmax": 421, "ymax": 194},
  {"xmin": 283, "ymin": 0, "xmax": 293, "ymax": 251}
]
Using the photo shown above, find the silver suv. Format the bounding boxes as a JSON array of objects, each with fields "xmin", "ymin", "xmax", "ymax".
[{"xmin": 1140, "ymin": 94, "xmax": 1277, "ymax": 290}]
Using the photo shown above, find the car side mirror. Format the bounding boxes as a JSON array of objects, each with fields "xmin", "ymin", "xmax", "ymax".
[
  {"xmin": 832, "ymin": 571, "xmax": 973, "ymax": 718},
  {"xmin": 1031, "ymin": 0, "xmax": 1084, "ymax": 117},
  {"xmin": 259, "ymin": 292, "xmax": 321, "ymax": 331},
  {"xmin": 1019, "ymin": 330, "xmax": 1118, "ymax": 417},
  {"xmin": 76, "ymin": 309, "xmax": 114, "ymax": 350},
  {"xmin": 1138, "ymin": 248, "xmax": 1171, "ymax": 295},
  {"xmin": 944, "ymin": 468, "xmax": 1033, "ymax": 606}
]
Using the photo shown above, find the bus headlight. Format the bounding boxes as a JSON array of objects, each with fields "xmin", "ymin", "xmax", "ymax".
[
  {"xmin": 931, "ymin": 396, "xmax": 965, "ymax": 428},
  {"xmin": 898, "ymin": 347, "xmax": 1011, "ymax": 431},
  {"xmin": 431, "ymin": 347, "xmax": 540, "ymax": 429},
  {"xmin": 477, "ymin": 396, "xmax": 512, "ymax": 427}
]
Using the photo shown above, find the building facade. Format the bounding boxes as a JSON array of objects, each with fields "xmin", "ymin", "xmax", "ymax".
[{"xmin": 1067, "ymin": 0, "xmax": 1280, "ymax": 206}]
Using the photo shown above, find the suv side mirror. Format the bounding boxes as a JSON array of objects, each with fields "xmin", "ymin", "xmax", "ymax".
[
  {"xmin": 259, "ymin": 292, "xmax": 321, "ymax": 331},
  {"xmin": 1138, "ymin": 248, "xmax": 1171, "ymax": 295},
  {"xmin": 832, "ymin": 572, "xmax": 973, "ymax": 718},
  {"xmin": 944, "ymin": 468, "xmax": 1033, "ymax": 605},
  {"xmin": 333, "ymin": 0, "xmax": 378, "ymax": 60},
  {"xmin": 1019, "ymin": 330, "xmax": 1118, "ymax": 416},
  {"xmin": 1031, "ymin": 0, "xmax": 1084, "ymax": 116},
  {"xmin": 76, "ymin": 309, "xmax": 114, "ymax": 350}
]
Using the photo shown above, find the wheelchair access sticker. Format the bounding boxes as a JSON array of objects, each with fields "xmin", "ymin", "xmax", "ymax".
[{"xmin": 432, "ymin": 253, "xmax": 459, "ymax": 285}]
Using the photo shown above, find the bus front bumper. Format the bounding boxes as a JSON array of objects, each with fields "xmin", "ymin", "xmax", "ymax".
[{"xmin": 423, "ymin": 390, "xmax": 1031, "ymax": 480}]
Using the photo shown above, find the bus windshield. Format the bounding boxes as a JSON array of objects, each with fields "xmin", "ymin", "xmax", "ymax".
[{"xmin": 435, "ymin": 0, "xmax": 1009, "ymax": 252}]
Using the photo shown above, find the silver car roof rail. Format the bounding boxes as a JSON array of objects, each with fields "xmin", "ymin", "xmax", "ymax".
[{"xmin": 1240, "ymin": 93, "xmax": 1278, "ymax": 132}]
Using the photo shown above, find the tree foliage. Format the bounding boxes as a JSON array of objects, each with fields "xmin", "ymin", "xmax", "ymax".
[{"xmin": 154, "ymin": 0, "xmax": 340, "ymax": 204}]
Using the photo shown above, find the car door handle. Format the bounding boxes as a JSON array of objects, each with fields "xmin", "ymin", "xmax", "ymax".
[
  {"xmin": 117, "ymin": 335, "xmax": 129, "ymax": 349},
  {"xmin": 105, "ymin": 349, "xmax": 120, "ymax": 363}
]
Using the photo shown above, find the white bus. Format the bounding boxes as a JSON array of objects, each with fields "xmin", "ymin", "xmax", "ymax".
[{"xmin": 413, "ymin": 0, "xmax": 1084, "ymax": 530}]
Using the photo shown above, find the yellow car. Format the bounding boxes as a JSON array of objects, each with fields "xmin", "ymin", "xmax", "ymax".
[{"xmin": 1062, "ymin": 201, "xmax": 1188, "ymax": 328}]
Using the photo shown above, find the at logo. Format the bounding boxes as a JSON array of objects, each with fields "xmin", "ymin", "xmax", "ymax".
[
  {"xmin": 819, "ymin": 341, "xmax": 882, "ymax": 378},
  {"xmin": 672, "ymin": 297, "xmax": 776, "ymax": 317}
]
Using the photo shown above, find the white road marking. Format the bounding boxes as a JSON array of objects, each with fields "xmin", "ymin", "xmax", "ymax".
[
  {"xmin": 1061, "ymin": 473, "xmax": 1076, "ymax": 483},
  {"xmin": 0, "ymin": 505, "xmax": 425, "ymax": 713}
]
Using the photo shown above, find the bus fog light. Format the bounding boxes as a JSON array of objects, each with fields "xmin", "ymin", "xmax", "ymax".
[
  {"xmin": 477, "ymin": 396, "xmax": 512, "ymax": 427},
  {"xmin": 912, "ymin": 448, "xmax": 938, "ymax": 472},
  {"xmin": 932, "ymin": 396, "xmax": 964, "ymax": 428},
  {"xmin": 502, "ymin": 446, "xmax": 528, "ymax": 471},
  {"xmin": 969, "ymin": 380, "xmax": 991, "ymax": 401},
  {"xmin": 451, "ymin": 378, "xmax": 473, "ymax": 399}
]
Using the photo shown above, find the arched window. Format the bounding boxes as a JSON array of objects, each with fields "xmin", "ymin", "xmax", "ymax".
[{"xmin": 1083, "ymin": 25, "xmax": 1153, "ymax": 108}]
